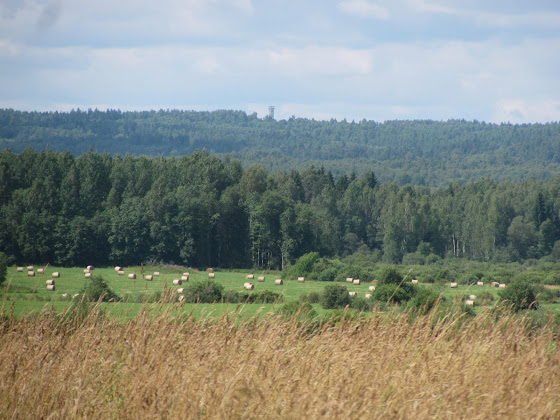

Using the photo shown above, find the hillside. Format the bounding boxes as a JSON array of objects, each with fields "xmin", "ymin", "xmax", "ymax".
[{"xmin": 1, "ymin": 108, "xmax": 559, "ymax": 186}]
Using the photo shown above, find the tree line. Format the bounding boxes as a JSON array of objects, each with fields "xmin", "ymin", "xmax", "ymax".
[
  {"xmin": 1, "ymin": 108, "xmax": 560, "ymax": 187},
  {"xmin": 1, "ymin": 148, "xmax": 559, "ymax": 269}
]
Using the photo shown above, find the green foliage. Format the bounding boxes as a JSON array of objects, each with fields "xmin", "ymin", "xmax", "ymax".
[
  {"xmin": 81, "ymin": 275, "xmax": 119, "ymax": 302},
  {"xmin": 183, "ymin": 279, "xmax": 224, "ymax": 303},
  {"xmin": 320, "ymin": 284, "xmax": 351, "ymax": 309},
  {"xmin": 372, "ymin": 284, "xmax": 415, "ymax": 304},
  {"xmin": 378, "ymin": 267, "xmax": 404, "ymax": 285},
  {"xmin": 408, "ymin": 287, "xmax": 441, "ymax": 313},
  {"xmin": 350, "ymin": 296, "xmax": 373, "ymax": 312},
  {"xmin": 278, "ymin": 301, "xmax": 317, "ymax": 320},
  {"xmin": 0, "ymin": 252, "xmax": 7, "ymax": 286},
  {"xmin": 498, "ymin": 280, "xmax": 538, "ymax": 312}
]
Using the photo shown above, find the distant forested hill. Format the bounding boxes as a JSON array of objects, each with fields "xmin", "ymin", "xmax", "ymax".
[{"xmin": 1, "ymin": 108, "xmax": 559, "ymax": 186}]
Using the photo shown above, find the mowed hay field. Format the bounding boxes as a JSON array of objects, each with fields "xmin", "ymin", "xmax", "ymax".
[{"xmin": 0, "ymin": 305, "xmax": 559, "ymax": 419}]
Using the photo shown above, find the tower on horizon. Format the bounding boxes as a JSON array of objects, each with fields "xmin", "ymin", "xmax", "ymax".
[{"xmin": 268, "ymin": 106, "xmax": 275, "ymax": 119}]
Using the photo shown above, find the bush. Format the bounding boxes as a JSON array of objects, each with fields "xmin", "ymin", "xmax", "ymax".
[
  {"xmin": 320, "ymin": 284, "xmax": 351, "ymax": 309},
  {"xmin": 300, "ymin": 292, "xmax": 321, "ymax": 304},
  {"xmin": 318, "ymin": 267, "xmax": 337, "ymax": 282},
  {"xmin": 498, "ymin": 280, "xmax": 538, "ymax": 311},
  {"xmin": 408, "ymin": 287, "xmax": 441, "ymax": 313},
  {"xmin": 402, "ymin": 253, "xmax": 425, "ymax": 265},
  {"xmin": 278, "ymin": 301, "xmax": 317, "ymax": 320},
  {"xmin": 183, "ymin": 279, "xmax": 224, "ymax": 303},
  {"xmin": 81, "ymin": 275, "xmax": 119, "ymax": 302},
  {"xmin": 425, "ymin": 254, "xmax": 441, "ymax": 265},
  {"xmin": 350, "ymin": 296, "xmax": 373, "ymax": 312},
  {"xmin": 378, "ymin": 267, "xmax": 404, "ymax": 285},
  {"xmin": 372, "ymin": 284, "xmax": 415, "ymax": 304},
  {"xmin": 476, "ymin": 291, "xmax": 495, "ymax": 306},
  {"xmin": 0, "ymin": 252, "xmax": 7, "ymax": 286}
]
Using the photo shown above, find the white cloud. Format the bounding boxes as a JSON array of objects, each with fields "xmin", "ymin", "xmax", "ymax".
[
  {"xmin": 493, "ymin": 100, "xmax": 560, "ymax": 124},
  {"xmin": 338, "ymin": 0, "xmax": 390, "ymax": 19}
]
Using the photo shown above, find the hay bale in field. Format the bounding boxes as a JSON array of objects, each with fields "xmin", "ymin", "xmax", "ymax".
[
  {"xmin": 153, "ymin": 271, "xmax": 160, "ymax": 277},
  {"xmin": 491, "ymin": 282, "xmax": 498, "ymax": 287},
  {"xmin": 84, "ymin": 269, "xmax": 90, "ymax": 274},
  {"xmin": 37, "ymin": 268, "xmax": 44, "ymax": 274},
  {"xmin": 365, "ymin": 293, "xmax": 371, "ymax": 299},
  {"xmin": 465, "ymin": 300, "xmax": 475, "ymax": 306},
  {"xmin": 469, "ymin": 294, "xmax": 476, "ymax": 300},
  {"xmin": 274, "ymin": 279, "xmax": 283, "ymax": 285},
  {"xmin": 115, "ymin": 266, "xmax": 122, "ymax": 272},
  {"xmin": 85, "ymin": 272, "xmax": 91, "ymax": 278},
  {"xmin": 298, "ymin": 277, "xmax": 305, "ymax": 283},
  {"xmin": 62, "ymin": 293, "xmax": 69, "ymax": 298},
  {"xmin": 499, "ymin": 283, "xmax": 506, "ymax": 288},
  {"xmin": 258, "ymin": 276, "xmax": 265, "ymax": 282},
  {"xmin": 345, "ymin": 277, "xmax": 353, "ymax": 283},
  {"xmin": 72, "ymin": 294, "xmax": 80, "ymax": 299},
  {"xmin": 118, "ymin": 270, "xmax": 125, "ymax": 276},
  {"xmin": 47, "ymin": 285, "xmax": 55, "ymax": 291},
  {"xmin": 173, "ymin": 279, "xmax": 182, "ymax": 285},
  {"xmin": 368, "ymin": 286, "xmax": 375, "ymax": 292},
  {"xmin": 52, "ymin": 272, "xmax": 60, "ymax": 278},
  {"xmin": 27, "ymin": 271, "xmax": 35, "ymax": 277},
  {"xmin": 87, "ymin": 265, "xmax": 94, "ymax": 271},
  {"xmin": 128, "ymin": 273, "xmax": 136, "ymax": 279},
  {"xmin": 244, "ymin": 282, "xmax": 251, "ymax": 288},
  {"xmin": 246, "ymin": 274, "xmax": 254, "ymax": 279},
  {"xmin": 208, "ymin": 273, "xmax": 215, "ymax": 279},
  {"xmin": 178, "ymin": 295, "xmax": 185, "ymax": 302},
  {"xmin": 411, "ymin": 279, "xmax": 418, "ymax": 284},
  {"xmin": 183, "ymin": 272, "xmax": 190, "ymax": 277},
  {"xmin": 27, "ymin": 266, "xmax": 33, "ymax": 271},
  {"xmin": 145, "ymin": 275, "xmax": 153, "ymax": 281},
  {"xmin": 46, "ymin": 279, "xmax": 55, "ymax": 286},
  {"xmin": 244, "ymin": 283, "xmax": 254, "ymax": 291},
  {"xmin": 450, "ymin": 282, "xmax": 458, "ymax": 288},
  {"xmin": 181, "ymin": 275, "xmax": 189, "ymax": 281},
  {"xmin": 206, "ymin": 268, "xmax": 214, "ymax": 273},
  {"xmin": 477, "ymin": 281, "xmax": 484, "ymax": 286},
  {"xmin": 177, "ymin": 288, "xmax": 184, "ymax": 294},
  {"xmin": 348, "ymin": 291, "xmax": 356, "ymax": 297},
  {"xmin": 17, "ymin": 267, "xmax": 24, "ymax": 272},
  {"xmin": 353, "ymin": 279, "xmax": 360, "ymax": 285}
]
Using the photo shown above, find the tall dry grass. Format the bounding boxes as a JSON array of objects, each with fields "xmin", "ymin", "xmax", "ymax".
[{"xmin": 0, "ymin": 303, "xmax": 559, "ymax": 419}]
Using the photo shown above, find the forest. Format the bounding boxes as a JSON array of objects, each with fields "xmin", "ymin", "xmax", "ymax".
[
  {"xmin": 1, "ymin": 148, "xmax": 559, "ymax": 269},
  {"xmin": 1, "ymin": 108, "xmax": 560, "ymax": 186}
]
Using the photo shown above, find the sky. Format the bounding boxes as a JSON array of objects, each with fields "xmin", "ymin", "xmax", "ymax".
[{"xmin": 1, "ymin": 0, "xmax": 559, "ymax": 123}]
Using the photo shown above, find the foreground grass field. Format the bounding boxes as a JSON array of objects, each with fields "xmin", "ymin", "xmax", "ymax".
[{"xmin": 0, "ymin": 304, "xmax": 558, "ymax": 419}]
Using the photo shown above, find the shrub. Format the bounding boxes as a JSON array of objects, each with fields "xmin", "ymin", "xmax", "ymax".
[
  {"xmin": 372, "ymin": 284, "xmax": 415, "ymax": 304},
  {"xmin": 378, "ymin": 267, "xmax": 403, "ymax": 285},
  {"xmin": 278, "ymin": 301, "xmax": 317, "ymax": 320},
  {"xmin": 498, "ymin": 280, "xmax": 538, "ymax": 311},
  {"xmin": 81, "ymin": 275, "xmax": 119, "ymax": 302},
  {"xmin": 0, "ymin": 252, "xmax": 7, "ymax": 286},
  {"xmin": 320, "ymin": 284, "xmax": 351, "ymax": 309},
  {"xmin": 289, "ymin": 252, "xmax": 320, "ymax": 279},
  {"xmin": 300, "ymin": 292, "xmax": 321, "ymax": 304},
  {"xmin": 425, "ymin": 254, "xmax": 441, "ymax": 265},
  {"xmin": 318, "ymin": 267, "xmax": 337, "ymax": 282},
  {"xmin": 477, "ymin": 291, "xmax": 495, "ymax": 306},
  {"xmin": 350, "ymin": 296, "xmax": 373, "ymax": 312},
  {"xmin": 402, "ymin": 253, "xmax": 425, "ymax": 265},
  {"xmin": 409, "ymin": 287, "xmax": 441, "ymax": 313},
  {"xmin": 248, "ymin": 290, "xmax": 283, "ymax": 304},
  {"xmin": 183, "ymin": 279, "xmax": 224, "ymax": 303}
]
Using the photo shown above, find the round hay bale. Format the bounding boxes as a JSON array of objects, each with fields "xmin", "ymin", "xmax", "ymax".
[
  {"xmin": 365, "ymin": 293, "xmax": 371, "ymax": 299},
  {"xmin": 52, "ymin": 272, "xmax": 60, "ymax": 278},
  {"xmin": 128, "ymin": 273, "xmax": 136, "ymax": 279},
  {"xmin": 37, "ymin": 268, "xmax": 45, "ymax": 274},
  {"xmin": 244, "ymin": 283, "xmax": 254, "ymax": 291},
  {"xmin": 368, "ymin": 286, "xmax": 375, "ymax": 292},
  {"xmin": 465, "ymin": 300, "xmax": 475, "ymax": 306},
  {"xmin": 353, "ymin": 279, "xmax": 360, "ymax": 285},
  {"xmin": 177, "ymin": 288, "xmax": 184, "ymax": 294},
  {"xmin": 206, "ymin": 268, "xmax": 214, "ymax": 273},
  {"xmin": 47, "ymin": 285, "xmax": 55, "ymax": 291},
  {"xmin": 72, "ymin": 294, "xmax": 80, "ymax": 299},
  {"xmin": 498, "ymin": 283, "xmax": 506, "ymax": 288},
  {"xmin": 411, "ymin": 279, "xmax": 418, "ymax": 284},
  {"xmin": 477, "ymin": 281, "xmax": 484, "ymax": 286},
  {"xmin": 345, "ymin": 277, "xmax": 353, "ymax": 283},
  {"xmin": 243, "ymin": 282, "xmax": 252, "ymax": 288},
  {"xmin": 27, "ymin": 266, "xmax": 33, "ymax": 271},
  {"xmin": 118, "ymin": 270, "xmax": 125, "ymax": 276},
  {"xmin": 84, "ymin": 269, "xmax": 90, "ymax": 274},
  {"xmin": 348, "ymin": 291, "xmax": 356, "ymax": 297},
  {"xmin": 46, "ymin": 279, "xmax": 55, "ymax": 286},
  {"xmin": 274, "ymin": 279, "xmax": 283, "ymax": 285},
  {"xmin": 208, "ymin": 273, "xmax": 215, "ymax": 279},
  {"xmin": 145, "ymin": 275, "xmax": 153, "ymax": 281},
  {"xmin": 258, "ymin": 276, "xmax": 265, "ymax": 282},
  {"xmin": 27, "ymin": 271, "xmax": 35, "ymax": 277},
  {"xmin": 62, "ymin": 293, "xmax": 69, "ymax": 298},
  {"xmin": 85, "ymin": 272, "xmax": 92, "ymax": 278},
  {"xmin": 246, "ymin": 274, "xmax": 254, "ymax": 279},
  {"xmin": 17, "ymin": 267, "xmax": 24, "ymax": 272},
  {"xmin": 491, "ymin": 282, "xmax": 498, "ymax": 287},
  {"xmin": 173, "ymin": 279, "xmax": 182, "ymax": 285},
  {"xmin": 450, "ymin": 282, "xmax": 458, "ymax": 288},
  {"xmin": 181, "ymin": 275, "xmax": 189, "ymax": 281},
  {"xmin": 115, "ymin": 266, "xmax": 122, "ymax": 272},
  {"xmin": 178, "ymin": 295, "xmax": 185, "ymax": 302},
  {"xmin": 469, "ymin": 294, "xmax": 476, "ymax": 300},
  {"xmin": 87, "ymin": 265, "xmax": 94, "ymax": 271},
  {"xmin": 153, "ymin": 271, "xmax": 160, "ymax": 277},
  {"xmin": 298, "ymin": 277, "xmax": 305, "ymax": 283},
  {"xmin": 183, "ymin": 272, "xmax": 190, "ymax": 276}
]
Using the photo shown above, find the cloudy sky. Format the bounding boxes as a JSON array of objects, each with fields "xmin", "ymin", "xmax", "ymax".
[{"xmin": 1, "ymin": 0, "xmax": 559, "ymax": 123}]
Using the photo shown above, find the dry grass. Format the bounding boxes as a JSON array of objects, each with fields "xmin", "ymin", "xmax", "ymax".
[{"xmin": 0, "ymin": 303, "xmax": 559, "ymax": 419}]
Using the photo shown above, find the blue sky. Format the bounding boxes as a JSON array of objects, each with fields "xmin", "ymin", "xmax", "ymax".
[{"xmin": 1, "ymin": 0, "xmax": 559, "ymax": 123}]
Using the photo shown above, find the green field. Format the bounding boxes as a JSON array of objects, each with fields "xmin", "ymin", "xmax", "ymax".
[{"xmin": 1, "ymin": 265, "xmax": 556, "ymax": 318}]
